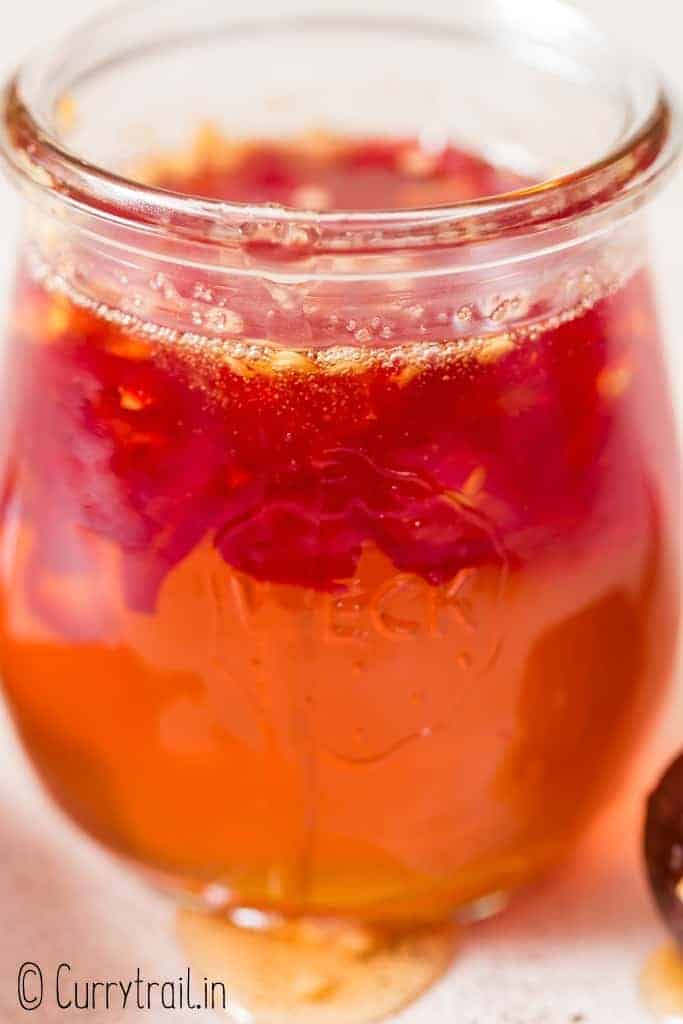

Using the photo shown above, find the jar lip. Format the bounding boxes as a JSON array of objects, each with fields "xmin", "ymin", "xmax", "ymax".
[{"xmin": 1, "ymin": 1, "xmax": 681, "ymax": 255}]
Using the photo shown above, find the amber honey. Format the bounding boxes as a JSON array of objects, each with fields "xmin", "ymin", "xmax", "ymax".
[{"xmin": 0, "ymin": 135, "xmax": 679, "ymax": 926}]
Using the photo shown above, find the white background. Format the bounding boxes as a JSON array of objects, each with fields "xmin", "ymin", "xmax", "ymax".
[{"xmin": 0, "ymin": 3, "xmax": 681, "ymax": 1023}]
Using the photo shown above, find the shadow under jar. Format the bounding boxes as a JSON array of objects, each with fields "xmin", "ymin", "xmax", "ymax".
[{"xmin": 0, "ymin": 0, "xmax": 680, "ymax": 927}]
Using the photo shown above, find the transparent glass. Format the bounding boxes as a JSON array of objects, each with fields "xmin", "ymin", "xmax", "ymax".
[{"xmin": 0, "ymin": 0, "xmax": 680, "ymax": 930}]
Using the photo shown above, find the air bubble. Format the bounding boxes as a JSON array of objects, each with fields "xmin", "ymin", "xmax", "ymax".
[
  {"xmin": 25, "ymin": 247, "xmax": 632, "ymax": 386},
  {"xmin": 265, "ymin": 283, "xmax": 299, "ymax": 314},
  {"xmin": 202, "ymin": 883, "xmax": 232, "ymax": 909},
  {"xmin": 204, "ymin": 307, "xmax": 244, "ymax": 336},
  {"xmin": 231, "ymin": 907, "xmax": 274, "ymax": 931},
  {"xmin": 239, "ymin": 218, "xmax": 321, "ymax": 250},
  {"xmin": 193, "ymin": 282, "xmax": 214, "ymax": 302},
  {"xmin": 123, "ymin": 293, "xmax": 146, "ymax": 312},
  {"xmin": 489, "ymin": 297, "xmax": 520, "ymax": 323},
  {"xmin": 149, "ymin": 272, "xmax": 181, "ymax": 303}
]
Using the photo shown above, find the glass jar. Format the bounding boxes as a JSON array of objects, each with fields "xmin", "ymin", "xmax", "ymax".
[{"xmin": 0, "ymin": 0, "xmax": 680, "ymax": 928}]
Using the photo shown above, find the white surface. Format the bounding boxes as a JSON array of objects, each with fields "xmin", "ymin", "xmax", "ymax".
[{"xmin": 0, "ymin": 2, "xmax": 681, "ymax": 1023}]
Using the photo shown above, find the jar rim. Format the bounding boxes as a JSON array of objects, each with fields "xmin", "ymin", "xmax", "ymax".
[{"xmin": 1, "ymin": 0, "xmax": 681, "ymax": 255}]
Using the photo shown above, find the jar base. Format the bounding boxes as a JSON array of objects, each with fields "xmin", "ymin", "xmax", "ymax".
[{"xmin": 176, "ymin": 903, "xmax": 461, "ymax": 1024}]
